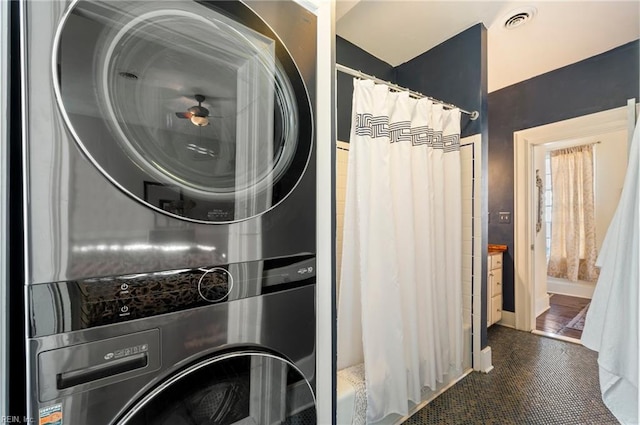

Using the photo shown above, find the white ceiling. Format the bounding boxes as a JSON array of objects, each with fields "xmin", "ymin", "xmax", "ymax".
[{"xmin": 336, "ymin": 1, "xmax": 640, "ymax": 93}]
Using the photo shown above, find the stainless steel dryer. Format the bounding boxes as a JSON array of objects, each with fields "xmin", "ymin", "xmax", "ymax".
[
  {"xmin": 20, "ymin": 0, "xmax": 317, "ymax": 423},
  {"xmin": 21, "ymin": 0, "xmax": 316, "ymax": 284}
]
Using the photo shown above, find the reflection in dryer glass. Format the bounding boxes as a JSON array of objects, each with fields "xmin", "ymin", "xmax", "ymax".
[{"xmin": 53, "ymin": 0, "xmax": 311, "ymax": 223}]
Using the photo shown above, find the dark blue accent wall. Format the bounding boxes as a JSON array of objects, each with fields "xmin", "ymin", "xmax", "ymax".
[
  {"xmin": 337, "ymin": 25, "xmax": 487, "ymax": 140},
  {"xmin": 336, "ymin": 36, "xmax": 395, "ymax": 142},
  {"xmin": 488, "ymin": 40, "xmax": 640, "ymax": 312},
  {"xmin": 395, "ymin": 24, "xmax": 485, "ymax": 138}
]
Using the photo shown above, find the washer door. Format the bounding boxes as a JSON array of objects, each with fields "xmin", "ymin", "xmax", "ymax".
[
  {"xmin": 118, "ymin": 352, "xmax": 316, "ymax": 425},
  {"xmin": 53, "ymin": 1, "xmax": 313, "ymax": 223}
]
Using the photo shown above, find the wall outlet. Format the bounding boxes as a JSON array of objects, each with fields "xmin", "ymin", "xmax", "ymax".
[{"xmin": 498, "ymin": 211, "xmax": 511, "ymax": 224}]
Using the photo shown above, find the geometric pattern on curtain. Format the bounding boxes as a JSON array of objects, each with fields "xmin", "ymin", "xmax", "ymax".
[
  {"xmin": 355, "ymin": 113, "xmax": 460, "ymax": 152},
  {"xmin": 547, "ymin": 144, "xmax": 599, "ymax": 282},
  {"xmin": 337, "ymin": 79, "xmax": 463, "ymax": 423}
]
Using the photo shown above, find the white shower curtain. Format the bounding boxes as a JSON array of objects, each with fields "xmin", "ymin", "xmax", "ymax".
[
  {"xmin": 337, "ymin": 79, "xmax": 463, "ymax": 423},
  {"xmin": 582, "ymin": 118, "xmax": 639, "ymax": 425}
]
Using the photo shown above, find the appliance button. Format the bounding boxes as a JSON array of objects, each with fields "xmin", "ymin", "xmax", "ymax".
[{"xmin": 197, "ymin": 267, "xmax": 233, "ymax": 303}]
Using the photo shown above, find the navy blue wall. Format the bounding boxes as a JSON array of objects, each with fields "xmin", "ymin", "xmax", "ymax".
[
  {"xmin": 488, "ymin": 40, "xmax": 640, "ymax": 312},
  {"xmin": 396, "ymin": 24, "xmax": 486, "ymax": 138},
  {"xmin": 337, "ymin": 25, "xmax": 487, "ymax": 140},
  {"xmin": 336, "ymin": 36, "xmax": 395, "ymax": 142}
]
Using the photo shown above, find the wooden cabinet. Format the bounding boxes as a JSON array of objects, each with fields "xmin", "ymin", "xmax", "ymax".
[{"xmin": 487, "ymin": 252, "xmax": 503, "ymax": 326}]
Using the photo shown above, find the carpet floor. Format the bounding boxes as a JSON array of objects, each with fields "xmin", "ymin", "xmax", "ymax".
[{"xmin": 403, "ymin": 326, "xmax": 618, "ymax": 425}]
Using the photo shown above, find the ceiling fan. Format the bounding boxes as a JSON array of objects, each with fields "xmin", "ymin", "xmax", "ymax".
[{"xmin": 175, "ymin": 94, "xmax": 211, "ymax": 127}]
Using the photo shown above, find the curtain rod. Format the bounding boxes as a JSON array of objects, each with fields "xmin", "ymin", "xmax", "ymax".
[
  {"xmin": 336, "ymin": 63, "xmax": 479, "ymax": 121},
  {"xmin": 549, "ymin": 141, "xmax": 601, "ymax": 152}
]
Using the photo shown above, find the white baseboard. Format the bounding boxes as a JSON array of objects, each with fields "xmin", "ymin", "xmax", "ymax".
[
  {"xmin": 535, "ymin": 294, "xmax": 550, "ymax": 317},
  {"xmin": 475, "ymin": 346, "xmax": 493, "ymax": 373},
  {"xmin": 547, "ymin": 277, "xmax": 594, "ymax": 299},
  {"xmin": 531, "ymin": 330, "xmax": 583, "ymax": 345},
  {"xmin": 497, "ymin": 311, "xmax": 516, "ymax": 328}
]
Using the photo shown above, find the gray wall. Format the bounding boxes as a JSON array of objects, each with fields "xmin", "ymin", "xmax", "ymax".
[{"xmin": 488, "ymin": 40, "xmax": 640, "ymax": 312}]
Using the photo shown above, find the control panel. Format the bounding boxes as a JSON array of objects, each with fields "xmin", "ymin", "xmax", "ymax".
[{"xmin": 29, "ymin": 255, "xmax": 315, "ymax": 336}]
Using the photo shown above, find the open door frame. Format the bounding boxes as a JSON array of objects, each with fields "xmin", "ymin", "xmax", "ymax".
[{"xmin": 513, "ymin": 105, "xmax": 630, "ymax": 331}]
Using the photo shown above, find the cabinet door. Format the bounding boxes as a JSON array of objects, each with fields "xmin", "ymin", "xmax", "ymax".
[
  {"xmin": 489, "ymin": 270, "xmax": 502, "ymax": 297},
  {"xmin": 491, "ymin": 295, "xmax": 502, "ymax": 324},
  {"xmin": 487, "ymin": 252, "xmax": 503, "ymax": 326},
  {"xmin": 487, "ymin": 294, "xmax": 492, "ymax": 327},
  {"xmin": 489, "ymin": 253, "xmax": 503, "ymax": 270}
]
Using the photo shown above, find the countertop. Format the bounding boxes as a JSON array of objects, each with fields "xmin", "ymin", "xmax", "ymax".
[{"xmin": 488, "ymin": 244, "xmax": 508, "ymax": 253}]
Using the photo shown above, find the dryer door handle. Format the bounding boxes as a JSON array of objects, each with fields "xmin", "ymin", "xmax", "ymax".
[{"xmin": 56, "ymin": 352, "xmax": 148, "ymax": 390}]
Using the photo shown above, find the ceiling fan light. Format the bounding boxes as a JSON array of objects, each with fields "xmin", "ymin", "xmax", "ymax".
[{"xmin": 190, "ymin": 115, "xmax": 209, "ymax": 126}]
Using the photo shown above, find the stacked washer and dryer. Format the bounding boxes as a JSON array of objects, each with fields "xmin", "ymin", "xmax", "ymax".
[{"xmin": 20, "ymin": 1, "xmax": 317, "ymax": 423}]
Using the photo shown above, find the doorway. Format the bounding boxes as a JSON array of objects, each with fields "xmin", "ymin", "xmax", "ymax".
[
  {"xmin": 513, "ymin": 105, "xmax": 632, "ymax": 335},
  {"xmin": 536, "ymin": 293, "xmax": 591, "ymax": 341}
]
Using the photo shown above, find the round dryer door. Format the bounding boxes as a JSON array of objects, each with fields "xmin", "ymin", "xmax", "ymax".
[
  {"xmin": 118, "ymin": 352, "xmax": 316, "ymax": 425},
  {"xmin": 53, "ymin": 1, "xmax": 313, "ymax": 223}
]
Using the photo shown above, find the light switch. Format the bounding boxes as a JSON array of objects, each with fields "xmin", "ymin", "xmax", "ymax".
[{"xmin": 498, "ymin": 212, "xmax": 511, "ymax": 224}]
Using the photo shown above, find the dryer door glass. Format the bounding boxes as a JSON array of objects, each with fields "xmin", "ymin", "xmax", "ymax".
[
  {"xmin": 54, "ymin": 1, "xmax": 312, "ymax": 223},
  {"xmin": 119, "ymin": 352, "xmax": 316, "ymax": 424}
]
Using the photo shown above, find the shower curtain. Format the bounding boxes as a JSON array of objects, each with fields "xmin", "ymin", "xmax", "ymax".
[
  {"xmin": 582, "ymin": 118, "xmax": 639, "ymax": 425},
  {"xmin": 337, "ymin": 79, "xmax": 463, "ymax": 423}
]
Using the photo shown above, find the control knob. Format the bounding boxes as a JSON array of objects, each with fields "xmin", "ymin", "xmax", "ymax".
[{"xmin": 198, "ymin": 267, "xmax": 233, "ymax": 303}]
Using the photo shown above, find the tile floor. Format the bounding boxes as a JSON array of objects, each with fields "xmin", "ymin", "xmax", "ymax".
[{"xmin": 403, "ymin": 326, "xmax": 618, "ymax": 425}]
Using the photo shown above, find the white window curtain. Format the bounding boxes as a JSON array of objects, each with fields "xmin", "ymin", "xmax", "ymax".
[
  {"xmin": 547, "ymin": 144, "xmax": 599, "ymax": 282},
  {"xmin": 337, "ymin": 79, "xmax": 463, "ymax": 423}
]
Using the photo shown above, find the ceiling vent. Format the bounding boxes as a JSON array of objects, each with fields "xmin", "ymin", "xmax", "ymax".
[{"xmin": 503, "ymin": 6, "xmax": 537, "ymax": 30}]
